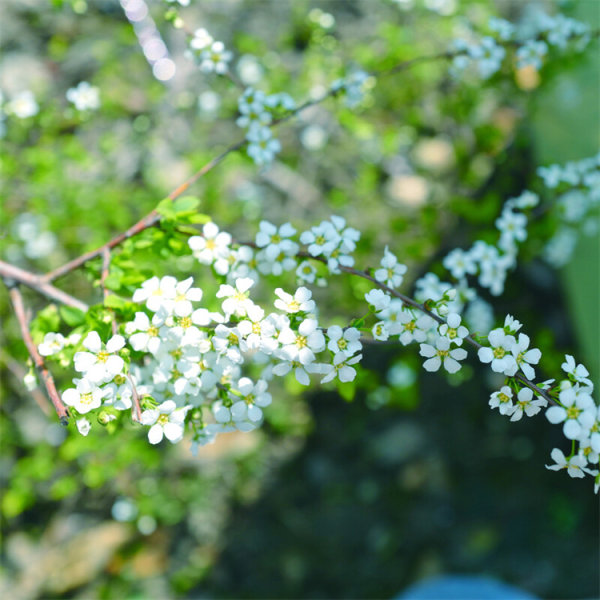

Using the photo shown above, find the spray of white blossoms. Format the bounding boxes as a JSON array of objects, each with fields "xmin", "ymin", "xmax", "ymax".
[
  {"xmin": 10, "ymin": 5, "xmax": 597, "ymax": 497},
  {"xmin": 36, "ymin": 200, "xmax": 599, "ymax": 493}
]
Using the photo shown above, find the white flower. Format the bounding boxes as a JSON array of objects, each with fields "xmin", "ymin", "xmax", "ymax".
[
  {"xmin": 511, "ymin": 333, "xmax": 542, "ymax": 380},
  {"xmin": 76, "ymin": 417, "xmax": 92, "ymax": 436},
  {"xmin": 125, "ymin": 312, "xmax": 162, "ymax": 355},
  {"xmin": 255, "ymin": 221, "xmax": 297, "ymax": 260},
  {"xmin": 374, "ymin": 246, "xmax": 407, "ymax": 288},
  {"xmin": 23, "ymin": 372, "xmax": 37, "ymax": 391},
  {"xmin": 296, "ymin": 260, "xmax": 317, "ymax": 283},
  {"xmin": 443, "ymin": 248, "xmax": 477, "ymax": 279},
  {"xmin": 488, "ymin": 17, "xmax": 515, "ymax": 40},
  {"xmin": 372, "ymin": 321, "xmax": 389, "ymax": 341},
  {"xmin": 236, "ymin": 88, "xmax": 271, "ymax": 129},
  {"xmin": 516, "ymin": 40, "xmax": 548, "ymax": 71},
  {"xmin": 141, "ymin": 400, "xmax": 191, "ymax": 445},
  {"xmin": 326, "ymin": 326, "xmax": 362, "ymax": 357},
  {"xmin": 561, "ymin": 355, "xmax": 593, "ymax": 387},
  {"xmin": 274, "ymin": 287, "xmax": 315, "ymax": 314},
  {"xmin": 395, "ymin": 309, "xmax": 434, "ymax": 345},
  {"xmin": 546, "ymin": 386, "xmax": 595, "ymax": 440},
  {"xmin": 66, "ymin": 82, "xmax": 100, "ymax": 111},
  {"xmin": 300, "ymin": 221, "xmax": 340, "ymax": 257},
  {"xmin": 489, "ymin": 385, "xmax": 515, "ymax": 416},
  {"xmin": 509, "ymin": 387, "xmax": 547, "ymax": 421},
  {"xmin": 38, "ymin": 332, "xmax": 66, "ymax": 357},
  {"xmin": 190, "ymin": 28, "xmax": 213, "ymax": 51},
  {"xmin": 578, "ymin": 439, "xmax": 599, "ymax": 466},
  {"xmin": 365, "ymin": 289, "xmax": 390, "ymax": 312},
  {"xmin": 188, "ymin": 222, "xmax": 232, "ymax": 270},
  {"xmin": 471, "ymin": 36, "xmax": 506, "ymax": 79},
  {"xmin": 132, "ymin": 276, "xmax": 177, "ymax": 312},
  {"xmin": 6, "ymin": 91, "xmax": 38, "ymax": 118},
  {"xmin": 217, "ymin": 277, "xmax": 255, "ymax": 317},
  {"xmin": 230, "ymin": 378, "xmax": 272, "ymax": 422},
  {"xmin": 477, "ymin": 328, "xmax": 517, "ymax": 375},
  {"xmin": 419, "ymin": 337, "xmax": 467, "ymax": 373},
  {"xmin": 438, "ymin": 313, "xmax": 469, "ymax": 346},
  {"xmin": 503, "ymin": 314, "xmax": 523, "ymax": 334},
  {"xmin": 278, "ymin": 318, "xmax": 325, "ymax": 365},
  {"xmin": 73, "ymin": 331, "xmax": 125, "ymax": 383},
  {"xmin": 237, "ymin": 304, "xmax": 277, "ymax": 353},
  {"xmin": 496, "ymin": 207, "xmax": 527, "ymax": 253},
  {"xmin": 171, "ymin": 277, "xmax": 203, "ymax": 317},
  {"xmin": 246, "ymin": 125, "xmax": 281, "ymax": 165},
  {"xmin": 319, "ymin": 352, "xmax": 362, "ymax": 383},
  {"xmin": 545, "ymin": 448, "xmax": 587, "ymax": 478},
  {"xmin": 62, "ymin": 378, "xmax": 104, "ymax": 414},
  {"xmin": 102, "ymin": 376, "xmax": 134, "ymax": 411},
  {"xmin": 200, "ymin": 41, "xmax": 233, "ymax": 74}
]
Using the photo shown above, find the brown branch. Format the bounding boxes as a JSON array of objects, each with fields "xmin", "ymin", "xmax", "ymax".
[
  {"xmin": 7, "ymin": 285, "xmax": 69, "ymax": 424},
  {"xmin": 42, "ymin": 140, "xmax": 246, "ymax": 283},
  {"xmin": 0, "ymin": 260, "xmax": 88, "ymax": 312},
  {"xmin": 36, "ymin": 26, "xmax": 600, "ymax": 288},
  {"xmin": 127, "ymin": 374, "xmax": 142, "ymax": 423}
]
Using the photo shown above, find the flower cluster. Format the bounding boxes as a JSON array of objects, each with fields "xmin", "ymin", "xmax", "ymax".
[
  {"xmin": 331, "ymin": 70, "xmax": 371, "ymax": 107},
  {"xmin": 187, "ymin": 28, "xmax": 232, "ymax": 74},
  {"xmin": 451, "ymin": 10, "xmax": 590, "ymax": 79},
  {"xmin": 538, "ymin": 153, "xmax": 600, "ymax": 267},
  {"xmin": 235, "ymin": 87, "xmax": 295, "ymax": 166},
  {"xmin": 66, "ymin": 82, "xmax": 100, "ymax": 111},
  {"xmin": 480, "ymin": 318, "xmax": 598, "ymax": 491}
]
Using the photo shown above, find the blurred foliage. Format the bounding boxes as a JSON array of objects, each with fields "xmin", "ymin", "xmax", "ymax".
[{"xmin": 0, "ymin": 0, "xmax": 598, "ymax": 598}]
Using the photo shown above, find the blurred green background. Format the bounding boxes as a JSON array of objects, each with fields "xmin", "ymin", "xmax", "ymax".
[{"xmin": 0, "ymin": 0, "xmax": 598, "ymax": 598}]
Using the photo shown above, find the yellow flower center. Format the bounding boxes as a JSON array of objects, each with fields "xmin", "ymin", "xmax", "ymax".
[
  {"xmin": 158, "ymin": 414, "xmax": 169, "ymax": 426},
  {"xmin": 271, "ymin": 234, "xmax": 281, "ymax": 243},
  {"xmin": 404, "ymin": 320, "xmax": 416, "ymax": 332},
  {"xmin": 566, "ymin": 406, "xmax": 581, "ymax": 420},
  {"xmin": 80, "ymin": 392, "xmax": 94, "ymax": 405},
  {"xmin": 97, "ymin": 351, "xmax": 109, "ymax": 363},
  {"xmin": 295, "ymin": 335, "xmax": 308, "ymax": 348},
  {"xmin": 148, "ymin": 326, "xmax": 159, "ymax": 337},
  {"xmin": 338, "ymin": 338, "xmax": 348, "ymax": 350},
  {"xmin": 252, "ymin": 322, "xmax": 261, "ymax": 335},
  {"xmin": 288, "ymin": 300, "xmax": 301, "ymax": 312},
  {"xmin": 205, "ymin": 238, "xmax": 216, "ymax": 250},
  {"xmin": 180, "ymin": 317, "xmax": 192, "ymax": 329},
  {"xmin": 493, "ymin": 347, "xmax": 506, "ymax": 359}
]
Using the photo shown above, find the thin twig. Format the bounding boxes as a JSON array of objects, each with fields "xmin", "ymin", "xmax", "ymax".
[
  {"xmin": 42, "ymin": 140, "xmax": 246, "ymax": 283},
  {"xmin": 0, "ymin": 260, "xmax": 88, "ymax": 312},
  {"xmin": 7, "ymin": 285, "xmax": 69, "ymax": 424},
  {"xmin": 127, "ymin": 374, "xmax": 142, "ymax": 422}
]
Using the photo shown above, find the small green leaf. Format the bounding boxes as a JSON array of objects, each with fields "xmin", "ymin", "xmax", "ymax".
[
  {"xmin": 59, "ymin": 305, "xmax": 86, "ymax": 327},
  {"xmin": 172, "ymin": 196, "xmax": 200, "ymax": 215},
  {"xmin": 156, "ymin": 197, "xmax": 176, "ymax": 220},
  {"xmin": 104, "ymin": 294, "xmax": 128, "ymax": 309},
  {"xmin": 187, "ymin": 213, "xmax": 211, "ymax": 224}
]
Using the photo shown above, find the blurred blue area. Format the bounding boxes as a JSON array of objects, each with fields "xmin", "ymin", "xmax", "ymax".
[{"xmin": 397, "ymin": 575, "xmax": 539, "ymax": 600}]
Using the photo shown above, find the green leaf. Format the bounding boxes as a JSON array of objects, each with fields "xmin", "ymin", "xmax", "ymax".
[
  {"xmin": 187, "ymin": 213, "xmax": 211, "ymax": 224},
  {"xmin": 172, "ymin": 196, "xmax": 200, "ymax": 215},
  {"xmin": 59, "ymin": 305, "xmax": 86, "ymax": 327},
  {"xmin": 156, "ymin": 197, "xmax": 176, "ymax": 220},
  {"xmin": 30, "ymin": 304, "xmax": 60, "ymax": 342},
  {"xmin": 104, "ymin": 294, "xmax": 128, "ymax": 309}
]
